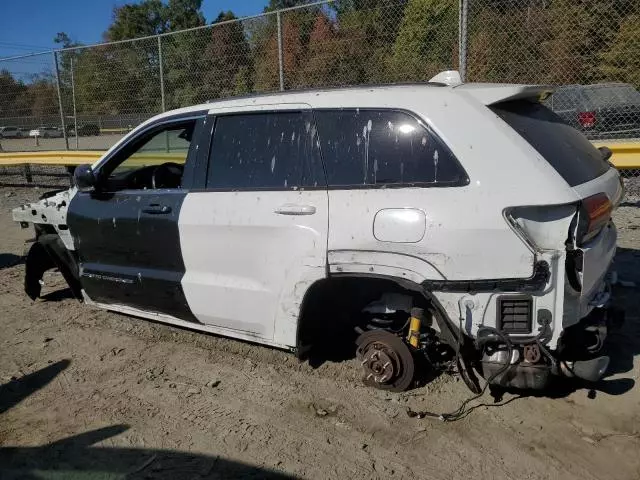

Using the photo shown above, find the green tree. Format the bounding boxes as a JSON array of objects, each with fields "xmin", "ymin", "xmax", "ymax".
[
  {"xmin": 466, "ymin": 0, "xmax": 639, "ymax": 85},
  {"xmin": 253, "ymin": 11, "xmax": 306, "ymax": 91},
  {"xmin": 299, "ymin": 12, "xmax": 340, "ymax": 87},
  {"xmin": 323, "ymin": 0, "xmax": 408, "ymax": 85},
  {"xmin": 390, "ymin": 0, "xmax": 457, "ymax": 81},
  {"xmin": 202, "ymin": 11, "xmax": 252, "ymax": 98},
  {"xmin": 165, "ymin": 0, "xmax": 205, "ymax": 30},
  {"xmin": 0, "ymin": 70, "xmax": 29, "ymax": 118},
  {"xmin": 106, "ymin": 0, "xmax": 205, "ymax": 41},
  {"xmin": 264, "ymin": 0, "xmax": 313, "ymax": 12},
  {"xmin": 599, "ymin": 14, "xmax": 640, "ymax": 88},
  {"xmin": 87, "ymin": 0, "xmax": 207, "ymax": 113}
]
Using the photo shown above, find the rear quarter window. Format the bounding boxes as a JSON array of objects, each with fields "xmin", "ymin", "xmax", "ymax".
[
  {"xmin": 490, "ymin": 100, "xmax": 609, "ymax": 187},
  {"xmin": 314, "ymin": 109, "xmax": 467, "ymax": 187}
]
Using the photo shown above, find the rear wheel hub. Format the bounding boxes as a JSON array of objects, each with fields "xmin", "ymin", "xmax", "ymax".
[{"xmin": 356, "ymin": 330, "xmax": 415, "ymax": 392}]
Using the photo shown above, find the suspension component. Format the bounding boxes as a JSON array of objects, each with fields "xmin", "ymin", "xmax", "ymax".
[
  {"xmin": 356, "ymin": 330, "xmax": 415, "ymax": 392},
  {"xmin": 406, "ymin": 307, "xmax": 423, "ymax": 348}
]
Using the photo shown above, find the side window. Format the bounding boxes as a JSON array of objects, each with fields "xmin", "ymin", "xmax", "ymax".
[
  {"xmin": 100, "ymin": 119, "xmax": 197, "ymax": 191},
  {"xmin": 314, "ymin": 109, "xmax": 466, "ymax": 187},
  {"xmin": 207, "ymin": 112, "xmax": 320, "ymax": 190},
  {"xmin": 110, "ymin": 126, "xmax": 192, "ymax": 177}
]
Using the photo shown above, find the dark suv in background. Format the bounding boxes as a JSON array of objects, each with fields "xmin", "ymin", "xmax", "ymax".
[{"xmin": 546, "ymin": 83, "xmax": 640, "ymax": 140}]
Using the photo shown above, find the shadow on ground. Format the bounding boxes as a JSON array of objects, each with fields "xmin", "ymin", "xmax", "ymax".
[
  {"xmin": 0, "ymin": 364, "xmax": 296, "ymax": 479},
  {"xmin": 0, "ymin": 425, "xmax": 297, "ymax": 479},
  {"xmin": 0, "ymin": 359, "xmax": 70, "ymax": 414},
  {"xmin": 40, "ymin": 287, "xmax": 75, "ymax": 302},
  {"xmin": 0, "ymin": 253, "xmax": 23, "ymax": 270}
]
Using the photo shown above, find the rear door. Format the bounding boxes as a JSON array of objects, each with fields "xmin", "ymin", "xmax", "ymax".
[
  {"xmin": 178, "ymin": 106, "xmax": 328, "ymax": 344},
  {"xmin": 68, "ymin": 114, "xmax": 207, "ymax": 321}
]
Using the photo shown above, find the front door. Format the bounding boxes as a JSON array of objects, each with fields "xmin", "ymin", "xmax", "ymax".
[
  {"xmin": 68, "ymin": 114, "xmax": 206, "ymax": 321},
  {"xmin": 177, "ymin": 107, "xmax": 329, "ymax": 345}
]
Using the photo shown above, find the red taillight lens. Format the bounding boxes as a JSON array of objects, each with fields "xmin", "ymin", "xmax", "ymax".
[
  {"xmin": 578, "ymin": 111, "xmax": 596, "ymax": 128},
  {"xmin": 579, "ymin": 193, "xmax": 612, "ymax": 243}
]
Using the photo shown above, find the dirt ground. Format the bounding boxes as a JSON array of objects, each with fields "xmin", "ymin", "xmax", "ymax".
[{"xmin": 0, "ymin": 186, "xmax": 639, "ymax": 480}]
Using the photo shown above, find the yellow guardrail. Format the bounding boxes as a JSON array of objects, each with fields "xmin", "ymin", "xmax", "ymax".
[
  {"xmin": 0, "ymin": 150, "xmax": 102, "ymax": 167},
  {"xmin": 0, "ymin": 142, "xmax": 639, "ymax": 169},
  {"xmin": 591, "ymin": 142, "xmax": 640, "ymax": 170},
  {"xmin": 0, "ymin": 150, "xmax": 186, "ymax": 167}
]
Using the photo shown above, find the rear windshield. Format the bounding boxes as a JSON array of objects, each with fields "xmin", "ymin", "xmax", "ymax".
[
  {"xmin": 583, "ymin": 84, "xmax": 640, "ymax": 108},
  {"xmin": 490, "ymin": 100, "xmax": 609, "ymax": 187}
]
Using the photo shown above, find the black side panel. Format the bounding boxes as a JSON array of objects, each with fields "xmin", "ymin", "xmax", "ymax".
[{"xmin": 68, "ymin": 189, "xmax": 198, "ymax": 322}]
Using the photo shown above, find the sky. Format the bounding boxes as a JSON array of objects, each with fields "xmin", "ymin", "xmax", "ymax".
[{"xmin": 0, "ymin": 0, "xmax": 268, "ymax": 58}]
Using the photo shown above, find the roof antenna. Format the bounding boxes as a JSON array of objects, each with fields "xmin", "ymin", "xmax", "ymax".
[{"xmin": 429, "ymin": 70, "xmax": 463, "ymax": 86}]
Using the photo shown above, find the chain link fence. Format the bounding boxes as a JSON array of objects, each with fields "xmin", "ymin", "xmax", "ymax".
[{"xmin": 0, "ymin": 0, "xmax": 639, "ymax": 184}]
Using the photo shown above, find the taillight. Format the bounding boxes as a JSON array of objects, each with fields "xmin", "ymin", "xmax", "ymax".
[
  {"xmin": 578, "ymin": 193, "xmax": 612, "ymax": 244},
  {"xmin": 578, "ymin": 111, "xmax": 596, "ymax": 128}
]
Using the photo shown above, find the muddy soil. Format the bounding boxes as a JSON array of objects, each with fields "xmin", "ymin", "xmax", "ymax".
[{"xmin": 0, "ymin": 186, "xmax": 639, "ymax": 480}]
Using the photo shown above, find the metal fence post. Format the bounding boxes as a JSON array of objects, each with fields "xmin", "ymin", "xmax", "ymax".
[
  {"xmin": 458, "ymin": 0, "xmax": 469, "ymax": 82},
  {"xmin": 71, "ymin": 58, "xmax": 79, "ymax": 149},
  {"xmin": 53, "ymin": 51, "xmax": 69, "ymax": 150},
  {"xmin": 158, "ymin": 36, "xmax": 166, "ymax": 112},
  {"xmin": 276, "ymin": 11, "xmax": 285, "ymax": 91},
  {"xmin": 24, "ymin": 164, "xmax": 33, "ymax": 184}
]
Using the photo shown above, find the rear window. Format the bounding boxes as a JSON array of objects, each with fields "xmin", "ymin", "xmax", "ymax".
[{"xmin": 490, "ymin": 100, "xmax": 609, "ymax": 187}]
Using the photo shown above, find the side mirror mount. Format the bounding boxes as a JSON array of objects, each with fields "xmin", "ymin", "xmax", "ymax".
[{"xmin": 74, "ymin": 164, "xmax": 96, "ymax": 192}]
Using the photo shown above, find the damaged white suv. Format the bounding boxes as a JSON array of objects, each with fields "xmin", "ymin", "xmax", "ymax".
[{"xmin": 13, "ymin": 72, "xmax": 624, "ymax": 393}]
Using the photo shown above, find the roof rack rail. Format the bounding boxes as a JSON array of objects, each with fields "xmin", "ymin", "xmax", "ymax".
[{"xmin": 204, "ymin": 81, "xmax": 447, "ymax": 104}]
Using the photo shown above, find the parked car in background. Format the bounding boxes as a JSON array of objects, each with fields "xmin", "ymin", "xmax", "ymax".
[
  {"xmin": 0, "ymin": 126, "xmax": 26, "ymax": 138},
  {"xmin": 29, "ymin": 127, "xmax": 64, "ymax": 138},
  {"xmin": 72, "ymin": 124, "xmax": 101, "ymax": 136},
  {"xmin": 546, "ymin": 83, "xmax": 640, "ymax": 140}
]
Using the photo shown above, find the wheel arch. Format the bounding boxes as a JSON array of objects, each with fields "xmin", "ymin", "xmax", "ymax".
[{"xmin": 295, "ymin": 272, "xmax": 459, "ymax": 359}]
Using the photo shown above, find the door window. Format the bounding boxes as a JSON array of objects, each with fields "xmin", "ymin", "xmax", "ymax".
[
  {"xmin": 100, "ymin": 120, "xmax": 197, "ymax": 191},
  {"xmin": 206, "ymin": 112, "xmax": 321, "ymax": 190},
  {"xmin": 313, "ymin": 109, "xmax": 467, "ymax": 187}
]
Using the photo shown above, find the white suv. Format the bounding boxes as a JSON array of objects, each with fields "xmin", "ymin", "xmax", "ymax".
[{"xmin": 12, "ymin": 72, "xmax": 624, "ymax": 393}]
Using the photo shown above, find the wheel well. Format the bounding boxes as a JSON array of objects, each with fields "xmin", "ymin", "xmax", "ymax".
[
  {"xmin": 24, "ymin": 233, "xmax": 82, "ymax": 301},
  {"xmin": 295, "ymin": 275, "xmax": 432, "ymax": 362}
]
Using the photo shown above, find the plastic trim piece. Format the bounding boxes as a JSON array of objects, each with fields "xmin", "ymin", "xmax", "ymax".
[{"xmin": 421, "ymin": 261, "xmax": 550, "ymax": 293}]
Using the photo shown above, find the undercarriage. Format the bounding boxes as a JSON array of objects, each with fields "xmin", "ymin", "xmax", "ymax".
[{"xmin": 351, "ymin": 289, "xmax": 624, "ymax": 394}]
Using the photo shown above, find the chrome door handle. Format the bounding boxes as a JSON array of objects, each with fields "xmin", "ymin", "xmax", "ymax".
[{"xmin": 274, "ymin": 204, "xmax": 316, "ymax": 215}]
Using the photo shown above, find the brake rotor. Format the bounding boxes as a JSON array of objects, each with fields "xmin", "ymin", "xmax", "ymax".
[{"xmin": 355, "ymin": 330, "xmax": 415, "ymax": 392}]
